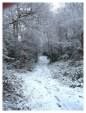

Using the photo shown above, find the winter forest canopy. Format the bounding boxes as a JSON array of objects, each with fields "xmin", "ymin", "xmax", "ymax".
[
  {"xmin": 3, "ymin": 2, "xmax": 83, "ymax": 110},
  {"xmin": 3, "ymin": 3, "xmax": 83, "ymax": 67}
]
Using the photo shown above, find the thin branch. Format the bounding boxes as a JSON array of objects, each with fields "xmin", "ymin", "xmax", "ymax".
[{"xmin": 3, "ymin": 54, "xmax": 15, "ymax": 61}]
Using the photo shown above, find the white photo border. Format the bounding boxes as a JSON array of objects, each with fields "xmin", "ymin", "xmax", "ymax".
[{"xmin": 0, "ymin": 0, "xmax": 85, "ymax": 113}]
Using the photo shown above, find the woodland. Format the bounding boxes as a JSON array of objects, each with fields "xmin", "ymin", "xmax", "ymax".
[{"xmin": 3, "ymin": 3, "xmax": 83, "ymax": 110}]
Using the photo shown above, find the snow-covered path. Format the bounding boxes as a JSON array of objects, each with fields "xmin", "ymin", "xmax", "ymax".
[{"xmin": 17, "ymin": 56, "xmax": 83, "ymax": 110}]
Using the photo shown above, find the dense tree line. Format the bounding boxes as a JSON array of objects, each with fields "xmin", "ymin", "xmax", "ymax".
[
  {"xmin": 3, "ymin": 3, "xmax": 83, "ymax": 69},
  {"xmin": 43, "ymin": 3, "xmax": 83, "ymax": 62}
]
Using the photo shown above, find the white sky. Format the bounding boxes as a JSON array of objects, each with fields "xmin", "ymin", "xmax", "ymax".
[{"xmin": 50, "ymin": 2, "xmax": 65, "ymax": 13}]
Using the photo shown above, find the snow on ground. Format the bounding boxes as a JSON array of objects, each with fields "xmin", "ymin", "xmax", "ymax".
[
  {"xmin": 49, "ymin": 59, "xmax": 83, "ymax": 87},
  {"xmin": 15, "ymin": 56, "xmax": 83, "ymax": 110}
]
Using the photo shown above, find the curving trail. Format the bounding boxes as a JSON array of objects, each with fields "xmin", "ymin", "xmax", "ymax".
[{"xmin": 17, "ymin": 56, "xmax": 83, "ymax": 110}]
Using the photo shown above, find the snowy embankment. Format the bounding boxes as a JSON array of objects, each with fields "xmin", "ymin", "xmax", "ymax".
[{"xmin": 15, "ymin": 56, "xmax": 83, "ymax": 110}]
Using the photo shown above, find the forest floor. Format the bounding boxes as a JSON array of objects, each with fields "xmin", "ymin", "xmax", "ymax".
[{"xmin": 3, "ymin": 56, "xmax": 83, "ymax": 110}]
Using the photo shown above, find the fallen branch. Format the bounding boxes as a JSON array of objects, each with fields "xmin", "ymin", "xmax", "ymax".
[{"xmin": 3, "ymin": 55, "xmax": 15, "ymax": 61}]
